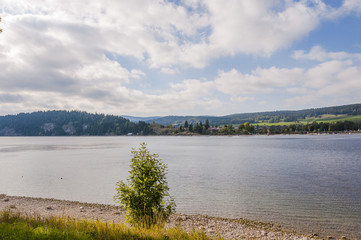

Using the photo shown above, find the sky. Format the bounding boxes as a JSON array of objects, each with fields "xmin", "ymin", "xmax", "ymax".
[{"xmin": 0, "ymin": 0, "xmax": 361, "ymax": 117}]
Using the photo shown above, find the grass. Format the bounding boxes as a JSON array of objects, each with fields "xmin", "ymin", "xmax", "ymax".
[
  {"xmin": 0, "ymin": 210, "xmax": 216, "ymax": 240},
  {"xmin": 312, "ymin": 115, "xmax": 361, "ymax": 123},
  {"xmin": 255, "ymin": 114, "xmax": 361, "ymax": 126}
]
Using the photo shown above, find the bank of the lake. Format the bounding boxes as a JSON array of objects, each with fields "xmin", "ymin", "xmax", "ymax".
[{"xmin": 0, "ymin": 194, "xmax": 326, "ymax": 240}]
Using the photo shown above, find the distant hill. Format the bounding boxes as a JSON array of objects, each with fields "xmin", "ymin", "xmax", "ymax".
[
  {"xmin": 0, "ymin": 111, "xmax": 153, "ymax": 136},
  {"xmin": 121, "ymin": 115, "xmax": 161, "ymax": 123},
  {"xmin": 1, "ymin": 104, "xmax": 361, "ymax": 136},
  {"xmin": 128, "ymin": 103, "xmax": 361, "ymax": 126}
]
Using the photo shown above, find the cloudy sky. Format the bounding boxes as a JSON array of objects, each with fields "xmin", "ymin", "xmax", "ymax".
[{"xmin": 1, "ymin": 0, "xmax": 361, "ymax": 116}]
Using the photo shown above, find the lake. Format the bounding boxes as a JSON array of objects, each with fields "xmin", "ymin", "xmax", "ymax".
[{"xmin": 0, "ymin": 135, "xmax": 360, "ymax": 238}]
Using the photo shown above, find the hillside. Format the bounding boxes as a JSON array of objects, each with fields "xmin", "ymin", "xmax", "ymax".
[
  {"xmin": 126, "ymin": 103, "xmax": 361, "ymax": 126},
  {"xmin": 120, "ymin": 115, "xmax": 162, "ymax": 123},
  {"xmin": 0, "ymin": 111, "xmax": 152, "ymax": 136},
  {"xmin": 1, "ymin": 104, "xmax": 361, "ymax": 136}
]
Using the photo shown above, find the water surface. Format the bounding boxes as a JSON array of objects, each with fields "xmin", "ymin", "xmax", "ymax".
[{"xmin": 0, "ymin": 135, "xmax": 360, "ymax": 238}]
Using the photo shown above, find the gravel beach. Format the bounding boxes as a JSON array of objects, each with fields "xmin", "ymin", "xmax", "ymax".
[{"xmin": 0, "ymin": 194, "xmax": 343, "ymax": 240}]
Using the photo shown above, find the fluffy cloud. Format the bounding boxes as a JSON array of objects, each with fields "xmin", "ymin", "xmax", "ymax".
[
  {"xmin": 214, "ymin": 67, "xmax": 304, "ymax": 95},
  {"xmin": 286, "ymin": 59, "xmax": 361, "ymax": 107},
  {"xmin": 286, "ymin": 44, "xmax": 361, "ymax": 107},
  {"xmin": 210, "ymin": 54, "xmax": 361, "ymax": 110},
  {"xmin": 206, "ymin": 0, "xmax": 325, "ymax": 56},
  {"xmin": 326, "ymin": 0, "xmax": 361, "ymax": 18},
  {"xmin": 1, "ymin": 0, "xmax": 354, "ymax": 71},
  {"xmin": 293, "ymin": 46, "xmax": 361, "ymax": 61}
]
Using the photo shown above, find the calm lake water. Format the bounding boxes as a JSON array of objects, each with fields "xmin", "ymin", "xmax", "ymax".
[{"xmin": 0, "ymin": 135, "xmax": 360, "ymax": 238}]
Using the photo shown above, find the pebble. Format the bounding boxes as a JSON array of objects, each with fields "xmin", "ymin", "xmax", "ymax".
[{"xmin": 177, "ymin": 215, "xmax": 188, "ymax": 221}]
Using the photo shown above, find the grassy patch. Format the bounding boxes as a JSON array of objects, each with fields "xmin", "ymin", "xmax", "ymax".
[
  {"xmin": 314, "ymin": 115, "xmax": 361, "ymax": 123},
  {"xmin": 0, "ymin": 211, "xmax": 214, "ymax": 240},
  {"xmin": 255, "ymin": 115, "xmax": 361, "ymax": 126}
]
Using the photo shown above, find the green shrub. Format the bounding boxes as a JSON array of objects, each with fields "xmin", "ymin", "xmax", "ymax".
[{"xmin": 114, "ymin": 143, "xmax": 176, "ymax": 227}]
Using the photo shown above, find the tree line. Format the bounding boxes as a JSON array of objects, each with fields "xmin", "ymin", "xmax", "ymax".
[
  {"xmin": 150, "ymin": 120, "xmax": 256, "ymax": 135},
  {"xmin": 0, "ymin": 111, "xmax": 153, "ymax": 136},
  {"xmin": 264, "ymin": 121, "xmax": 361, "ymax": 134},
  {"xmin": 1, "ymin": 111, "xmax": 360, "ymax": 136},
  {"xmin": 150, "ymin": 119, "xmax": 361, "ymax": 135}
]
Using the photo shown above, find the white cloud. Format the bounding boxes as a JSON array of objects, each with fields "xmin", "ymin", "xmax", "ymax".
[
  {"xmin": 206, "ymin": 0, "xmax": 325, "ymax": 56},
  {"xmin": 293, "ymin": 45, "xmax": 361, "ymax": 61},
  {"xmin": 0, "ymin": 0, "xmax": 209, "ymax": 69},
  {"xmin": 287, "ymin": 87, "xmax": 308, "ymax": 94},
  {"xmin": 285, "ymin": 92, "xmax": 319, "ymax": 107},
  {"xmin": 130, "ymin": 69, "xmax": 146, "ymax": 79},
  {"xmin": 169, "ymin": 79, "xmax": 215, "ymax": 100},
  {"xmin": 286, "ymin": 59, "xmax": 361, "ymax": 107},
  {"xmin": 74, "ymin": 59, "xmax": 133, "ymax": 83},
  {"xmin": 305, "ymin": 60, "xmax": 350, "ymax": 88},
  {"xmin": 211, "ymin": 57, "xmax": 361, "ymax": 111},
  {"xmin": 214, "ymin": 67, "xmax": 304, "ymax": 95},
  {"xmin": 326, "ymin": 0, "xmax": 361, "ymax": 18},
  {"xmin": 343, "ymin": 0, "xmax": 361, "ymax": 13},
  {"xmin": 160, "ymin": 67, "xmax": 179, "ymax": 75},
  {"xmin": 0, "ymin": 0, "xmax": 351, "ymax": 71},
  {"xmin": 231, "ymin": 96, "xmax": 254, "ymax": 103}
]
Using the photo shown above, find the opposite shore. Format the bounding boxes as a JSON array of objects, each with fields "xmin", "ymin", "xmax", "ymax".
[{"xmin": 0, "ymin": 194, "xmax": 350, "ymax": 240}]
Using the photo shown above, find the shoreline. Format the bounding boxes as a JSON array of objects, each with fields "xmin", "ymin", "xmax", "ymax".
[
  {"xmin": 0, "ymin": 194, "xmax": 345, "ymax": 240},
  {"xmin": 0, "ymin": 131, "xmax": 360, "ymax": 137}
]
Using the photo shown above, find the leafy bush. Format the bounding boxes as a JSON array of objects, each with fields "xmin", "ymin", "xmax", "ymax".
[{"xmin": 114, "ymin": 143, "xmax": 175, "ymax": 227}]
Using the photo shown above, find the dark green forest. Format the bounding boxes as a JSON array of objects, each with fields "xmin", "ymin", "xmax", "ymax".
[{"xmin": 0, "ymin": 111, "xmax": 152, "ymax": 136}]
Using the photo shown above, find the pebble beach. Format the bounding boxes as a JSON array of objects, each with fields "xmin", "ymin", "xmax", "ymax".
[{"xmin": 0, "ymin": 194, "xmax": 337, "ymax": 240}]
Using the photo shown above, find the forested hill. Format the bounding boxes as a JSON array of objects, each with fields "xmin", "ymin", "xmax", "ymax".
[
  {"xmin": 0, "ymin": 111, "xmax": 153, "ymax": 136},
  {"xmin": 1, "ymin": 103, "xmax": 360, "ymax": 136},
  {"xmin": 135, "ymin": 103, "xmax": 361, "ymax": 126}
]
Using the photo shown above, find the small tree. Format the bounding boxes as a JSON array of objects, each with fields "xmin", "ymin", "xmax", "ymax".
[
  {"xmin": 114, "ymin": 143, "xmax": 175, "ymax": 227},
  {"xmin": 204, "ymin": 119, "xmax": 210, "ymax": 129},
  {"xmin": 184, "ymin": 120, "xmax": 189, "ymax": 128}
]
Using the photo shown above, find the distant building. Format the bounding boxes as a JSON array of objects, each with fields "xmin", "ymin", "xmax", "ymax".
[{"xmin": 208, "ymin": 127, "xmax": 220, "ymax": 132}]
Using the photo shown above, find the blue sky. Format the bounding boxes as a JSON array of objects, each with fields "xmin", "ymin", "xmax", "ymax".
[{"xmin": 0, "ymin": 0, "xmax": 361, "ymax": 116}]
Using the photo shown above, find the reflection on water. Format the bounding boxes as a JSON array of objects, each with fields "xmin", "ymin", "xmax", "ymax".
[{"xmin": 0, "ymin": 135, "xmax": 360, "ymax": 238}]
